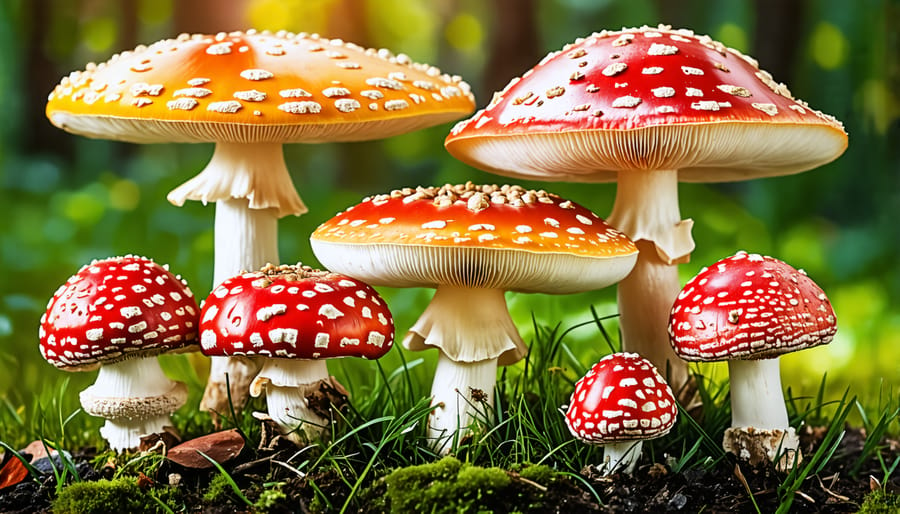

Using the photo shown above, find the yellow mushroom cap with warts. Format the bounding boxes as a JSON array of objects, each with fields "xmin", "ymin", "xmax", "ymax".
[{"xmin": 46, "ymin": 30, "xmax": 476, "ymax": 144}]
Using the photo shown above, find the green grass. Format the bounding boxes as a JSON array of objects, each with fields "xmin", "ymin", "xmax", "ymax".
[{"xmin": 1, "ymin": 312, "xmax": 898, "ymax": 512}]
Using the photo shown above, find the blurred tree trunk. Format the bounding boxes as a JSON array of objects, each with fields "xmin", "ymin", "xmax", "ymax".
[
  {"xmin": 23, "ymin": 0, "xmax": 70, "ymax": 156},
  {"xmin": 483, "ymin": 0, "xmax": 541, "ymax": 100},
  {"xmin": 174, "ymin": 0, "xmax": 250, "ymax": 33},
  {"xmin": 751, "ymin": 0, "xmax": 804, "ymax": 84}
]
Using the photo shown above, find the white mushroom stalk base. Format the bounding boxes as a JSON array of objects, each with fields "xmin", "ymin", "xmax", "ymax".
[
  {"xmin": 404, "ymin": 286, "xmax": 525, "ymax": 453},
  {"xmin": 428, "ymin": 354, "xmax": 498, "ymax": 453},
  {"xmin": 600, "ymin": 440, "xmax": 644, "ymax": 475},
  {"xmin": 251, "ymin": 358, "xmax": 332, "ymax": 444},
  {"xmin": 79, "ymin": 357, "xmax": 187, "ymax": 452},
  {"xmin": 725, "ymin": 358, "xmax": 800, "ymax": 468},
  {"xmin": 607, "ymin": 169, "xmax": 693, "ymax": 395}
]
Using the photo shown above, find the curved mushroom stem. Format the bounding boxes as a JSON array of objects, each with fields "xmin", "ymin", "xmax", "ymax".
[
  {"xmin": 607, "ymin": 169, "xmax": 693, "ymax": 396},
  {"xmin": 251, "ymin": 359, "xmax": 333, "ymax": 444},
  {"xmin": 79, "ymin": 357, "xmax": 187, "ymax": 452},
  {"xmin": 601, "ymin": 440, "xmax": 643, "ymax": 475},
  {"xmin": 725, "ymin": 358, "xmax": 800, "ymax": 468},
  {"xmin": 428, "ymin": 355, "xmax": 498, "ymax": 453},
  {"xmin": 404, "ymin": 286, "xmax": 526, "ymax": 453}
]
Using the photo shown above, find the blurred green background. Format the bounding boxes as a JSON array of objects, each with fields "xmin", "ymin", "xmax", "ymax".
[{"xmin": 0, "ymin": 0, "xmax": 897, "ymax": 434}]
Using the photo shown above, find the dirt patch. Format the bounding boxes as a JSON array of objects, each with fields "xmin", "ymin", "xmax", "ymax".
[{"xmin": 0, "ymin": 426, "xmax": 896, "ymax": 513}]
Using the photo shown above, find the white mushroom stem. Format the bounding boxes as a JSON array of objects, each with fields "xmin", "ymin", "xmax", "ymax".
[
  {"xmin": 607, "ymin": 169, "xmax": 693, "ymax": 393},
  {"xmin": 171, "ymin": 142, "xmax": 307, "ymax": 418},
  {"xmin": 250, "ymin": 358, "xmax": 331, "ymax": 443},
  {"xmin": 428, "ymin": 355, "xmax": 498, "ymax": 452},
  {"xmin": 725, "ymin": 358, "xmax": 800, "ymax": 466},
  {"xmin": 404, "ymin": 286, "xmax": 525, "ymax": 453},
  {"xmin": 79, "ymin": 357, "xmax": 187, "ymax": 452},
  {"xmin": 601, "ymin": 440, "xmax": 644, "ymax": 475}
]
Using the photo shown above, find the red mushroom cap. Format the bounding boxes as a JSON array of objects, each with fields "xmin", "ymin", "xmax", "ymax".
[
  {"xmin": 444, "ymin": 25, "xmax": 847, "ymax": 183},
  {"xmin": 38, "ymin": 255, "xmax": 200, "ymax": 371},
  {"xmin": 310, "ymin": 183, "xmax": 637, "ymax": 294},
  {"xmin": 199, "ymin": 264, "xmax": 394, "ymax": 360},
  {"xmin": 668, "ymin": 251, "xmax": 837, "ymax": 361},
  {"xmin": 565, "ymin": 352, "xmax": 677, "ymax": 443}
]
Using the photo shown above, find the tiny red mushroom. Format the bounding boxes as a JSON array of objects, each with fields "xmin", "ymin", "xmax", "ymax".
[
  {"xmin": 564, "ymin": 352, "xmax": 677, "ymax": 474},
  {"xmin": 38, "ymin": 255, "xmax": 199, "ymax": 452},
  {"xmin": 199, "ymin": 263, "xmax": 394, "ymax": 443},
  {"xmin": 311, "ymin": 183, "xmax": 637, "ymax": 451},
  {"xmin": 668, "ymin": 251, "xmax": 837, "ymax": 467},
  {"xmin": 444, "ymin": 25, "xmax": 848, "ymax": 395}
]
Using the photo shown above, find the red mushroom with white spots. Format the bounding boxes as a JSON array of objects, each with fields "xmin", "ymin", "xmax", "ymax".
[
  {"xmin": 38, "ymin": 255, "xmax": 199, "ymax": 452},
  {"xmin": 564, "ymin": 352, "xmax": 677, "ymax": 474},
  {"xmin": 668, "ymin": 251, "xmax": 837, "ymax": 467},
  {"xmin": 199, "ymin": 263, "xmax": 394, "ymax": 443},
  {"xmin": 45, "ymin": 29, "xmax": 475, "ymax": 417},
  {"xmin": 444, "ymin": 24, "xmax": 848, "ymax": 396},
  {"xmin": 311, "ymin": 183, "xmax": 637, "ymax": 451}
]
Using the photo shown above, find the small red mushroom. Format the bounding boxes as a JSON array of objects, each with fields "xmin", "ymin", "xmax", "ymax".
[
  {"xmin": 38, "ymin": 255, "xmax": 199, "ymax": 452},
  {"xmin": 564, "ymin": 352, "xmax": 677, "ymax": 474},
  {"xmin": 668, "ymin": 251, "xmax": 837, "ymax": 467},
  {"xmin": 199, "ymin": 263, "xmax": 394, "ymax": 443}
]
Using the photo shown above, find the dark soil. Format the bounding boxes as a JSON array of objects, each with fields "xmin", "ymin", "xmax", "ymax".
[{"xmin": 1, "ymin": 425, "xmax": 897, "ymax": 513}]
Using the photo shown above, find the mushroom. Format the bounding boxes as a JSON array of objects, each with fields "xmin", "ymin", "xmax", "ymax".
[
  {"xmin": 564, "ymin": 352, "xmax": 677, "ymax": 474},
  {"xmin": 668, "ymin": 251, "xmax": 837, "ymax": 467},
  {"xmin": 443, "ymin": 25, "xmax": 848, "ymax": 395},
  {"xmin": 310, "ymin": 183, "xmax": 637, "ymax": 450},
  {"xmin": 45, "ymin": 29, "xmax": 475, "ymax": 416},
  {"xmin": 198, "ymin": 263, "xmax": 394, "ymax": 443},
  {"xmin": 38, "ymin": 255, "xmax": 199, "ymax": 452}
]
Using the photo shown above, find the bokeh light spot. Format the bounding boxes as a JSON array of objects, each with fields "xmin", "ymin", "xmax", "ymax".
[
  {"xmin": 810, "ymin": 21, "xmax": 848, "ymax": 70},
  {"xmin": 82, "ymin": 17, "xmax": 118, "ymax": 54},
  {"xmin": 108, "ymin": 179, "xmax": 141, "ymax": 211},
  {"xmin": 445, "ymin": 13, "xmax": 483, "ymax": 52},
  {"xmin": 714, "ymin": 22, "xmax": 748, "ymax": 52}
]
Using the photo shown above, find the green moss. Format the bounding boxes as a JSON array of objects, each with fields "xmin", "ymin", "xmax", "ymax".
[
  {"xmin": 203, "ymin": 472, "xmax": 233, "ymax": 504},
  {"xmin": 255, "ymin": 486, "xmax": 288, "ymax": 513},
  {"xmin": 52, "ymin": 477, "xmax": 154, "ymax": 514},
  {"xmin": 516, "ymin": 463, "xmax": 558, "ymax": 485},
  {"xmin": 384, "ymin": 456, "xmax": 514, "ymax": 513},
  {"xmin": 858, "ymin": 489, "xmax": 900, "ymax": 513}
]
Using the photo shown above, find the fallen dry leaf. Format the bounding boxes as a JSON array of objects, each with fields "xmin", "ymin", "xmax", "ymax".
[
  {"xmin": 166, "ymin": 429, "xmax": 245, "ymax": 469},
  {"xmin": 0, "ymin": 457, "xmax": 29, "ymax": 490}
]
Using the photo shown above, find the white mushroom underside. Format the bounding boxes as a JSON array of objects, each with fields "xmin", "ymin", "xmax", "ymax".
[
  {"xmin": 447, "ymin": 123, "xmax": 848, "ymax": 183},
  {"xmin": 310, "ymin": 240, "xmax": 637, "ymax": 295}
]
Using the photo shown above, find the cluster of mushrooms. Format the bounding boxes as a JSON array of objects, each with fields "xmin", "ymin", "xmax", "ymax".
[{"xmin": 39, "ymin": 25, "xmax": 847, "ymax": 474}]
